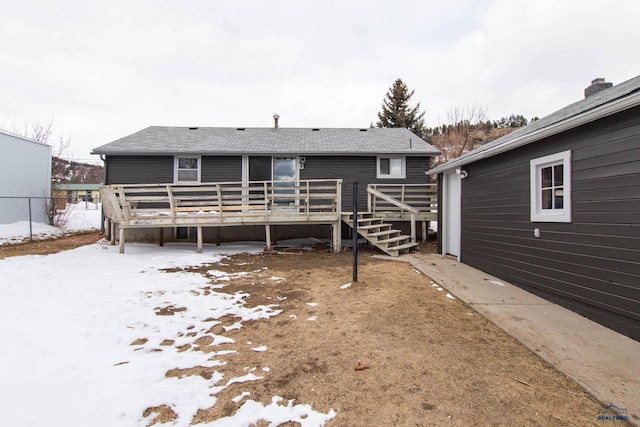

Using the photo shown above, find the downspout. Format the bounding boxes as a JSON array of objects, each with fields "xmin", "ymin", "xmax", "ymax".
[{"xmin": 99, "ymin": 154, "xmax": 107, "ymax": 234}]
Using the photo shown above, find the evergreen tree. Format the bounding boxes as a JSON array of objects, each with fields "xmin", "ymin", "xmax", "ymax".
[{"xmin": 376, "ymin": 78, "xmax": 426, "ymax": 138}]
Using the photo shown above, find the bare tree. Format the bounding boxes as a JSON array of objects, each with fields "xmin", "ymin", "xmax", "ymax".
[
  {"xmin": 431, "ymin": 104, "xmax": 488, "ymax": 166},
  {"xmin": 15, "ymin": 120, "xmax": 53, "ymax": 144},
  {"xmin": 13, "ymin": 119, "xmax": 73, "ymax": 226},
  {"xmin": 13, "ymin": 119, "xmax": 73, "ymax": 183}
]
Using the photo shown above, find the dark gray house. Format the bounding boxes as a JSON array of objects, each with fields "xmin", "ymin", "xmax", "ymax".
[
  {"xmin": 92, "ymin": 123, "xmax": 439, "ymax": 252},
  {"xmin": 426, "ymin": 76, "xmax": 640, "ymax": 341}
]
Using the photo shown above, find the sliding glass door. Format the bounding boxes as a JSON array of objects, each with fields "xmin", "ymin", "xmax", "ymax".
[
  {"xmin": 245, "ymin": 156, "xmax": 298, "ymax": 206},
  {"xmin": 272, "ymin": 157, "xmax": 296, "ymax": 205}
]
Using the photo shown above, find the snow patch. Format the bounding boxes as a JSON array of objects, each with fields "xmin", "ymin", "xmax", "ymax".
[
  {"xmin": 482, "ymin": 276, "xmax": 505, "ymax": 286},
  {"xmin": 205, "ymin": 396, "xmax": 336, "ymax": 427},
  {"xmin": 232, "ymin": 391, "xmax": 251, "ymax": 403},
  {"xmin": 0, "ymin": 241, "xmax": 330, "ymax": 427}
]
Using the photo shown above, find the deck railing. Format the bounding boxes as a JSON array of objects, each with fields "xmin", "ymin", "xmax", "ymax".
[
  {"xmin": 101, "ymin": 179, "xmax": 344, "ymax": 254},
  {"xmin": 367, "ymin": 183, "xmax": 437, "ymax": 242},
  {"xmin": 101, "ymin": 179, "xmax": 343, "ymax": 226},
  {"xmin": 367, "ymin": 184, "xmax": 437, "ymax": 217}
]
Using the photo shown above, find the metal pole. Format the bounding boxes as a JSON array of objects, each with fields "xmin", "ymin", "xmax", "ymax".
[
  {"xmin": 352, "ymin": 181, "xmax": 358, "ymax": 282},
  {"xmin": 28, "ymin": 197, "xmax": 33, "ymax": 242}
]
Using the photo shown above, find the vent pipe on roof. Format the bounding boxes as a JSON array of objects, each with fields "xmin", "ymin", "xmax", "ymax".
[
  {"xmin": 584, "ymin": 78, "xmax": 612, "ymax": 98},
  {"xmin": 273, "ymin": 114, "xmax": 280, "ymax": 129}
]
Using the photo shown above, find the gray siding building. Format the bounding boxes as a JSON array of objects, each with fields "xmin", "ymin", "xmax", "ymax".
[
  {"xmin": 0, "ymin": 128, "xmax": 52, "ymax": 224},
  {"xmin": 427, "ymin": 76, "xmax": 640, "ymax": 341},
  {"xmin": 93, "ymin": 125, "xmax": 438, "ymax": 242}
]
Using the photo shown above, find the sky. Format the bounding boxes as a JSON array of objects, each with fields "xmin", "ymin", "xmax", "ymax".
[{"xmin": 1, "ymin": 0, "xmax": 639, "ymax": 163}]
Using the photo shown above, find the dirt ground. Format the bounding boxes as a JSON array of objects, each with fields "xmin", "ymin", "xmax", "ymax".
[
  {"xmin": 0, "ymin": 231, "xmax": 103, "ymax": 259},
  {"xmin": 1, "ymin": 237, "xmax": 613, "ymax": 426},
  {"xmin": 166, "ymin": 243, "xmax": 608, "ymax": 426}
]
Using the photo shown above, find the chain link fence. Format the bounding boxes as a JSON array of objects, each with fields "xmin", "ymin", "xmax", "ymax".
[{"xmin": 0, "ymin": 196, "xmax": 101, "ymax": 243}]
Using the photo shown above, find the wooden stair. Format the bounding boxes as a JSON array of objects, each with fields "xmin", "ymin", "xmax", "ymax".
[{"xmin": 342, "ymin": 212, "xmax": 417, "ymax": 257}]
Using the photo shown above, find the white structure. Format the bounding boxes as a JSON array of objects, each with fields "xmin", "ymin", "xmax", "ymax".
[{"xmin": 0, "ymin": 128, "xmax": 52, "ymax": 224}]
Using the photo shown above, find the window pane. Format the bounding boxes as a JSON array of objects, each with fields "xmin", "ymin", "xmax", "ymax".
[
  {"xmin": 249, "ymin": 156, "xmax": 272, "ymax": 181},
  {"xmin": 380, "ymin": 158, "xmax": 390, "ymax": 175},
  {"xmin": 390, "ymin": 158, "xmax": 402, "ymax": 175},
  {"xmin": 179, "ymin": 158, "xmax": 198, "ymax": 169},
  {"xmin": 541, "ymin": 166, "xmax": 552, "ymax": 188},
  {"xmin": 273, "ymin": 158, "xmax": 296, "ymax": 205},
  {"xmin": 178, "ymin": 170, "xmax": 198, "ymax": 182},
  {"xmin": 541, "ymin": 189, "xmax": 552, "ymax": 209},
  {"xmin": 273, "ymin": 157, "xmax": 296, "ymax": 181},
  {"xmin": 553, "ymin": 164, "xmax": 563, "ymax": 186},
  {"xmin": 554, "ymin": 188, "xmax": 564, "ymax": 209}
]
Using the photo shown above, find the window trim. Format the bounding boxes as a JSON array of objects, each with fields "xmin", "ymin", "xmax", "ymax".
[
  {"xmin": 376, "ymin": 156, "xmax": 406, "ymax": 179},
  {"xmin": 530, "ymin": 150, "xmax": 571, "ymax": 223},
  {"xmin": 174, "ymin": 155, "xmax": 201, "ymax": 184}
]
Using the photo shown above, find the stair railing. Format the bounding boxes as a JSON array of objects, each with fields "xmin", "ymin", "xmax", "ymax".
[{"xmin": 366, "ymin": 187, "xmax": 419, "ymax": 242}]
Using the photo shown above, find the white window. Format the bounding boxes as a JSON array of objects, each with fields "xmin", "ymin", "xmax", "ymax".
[
  {"xmin": 377, "ymin": 156, "xmax": 406, "ymax": 179},
  {"xmin": 175, "ymin": 156, "xmax": 200, "ymax": 183},
  {"xmin": 530, "ymin": 150, "xmax": 571, "ymax": 222}
]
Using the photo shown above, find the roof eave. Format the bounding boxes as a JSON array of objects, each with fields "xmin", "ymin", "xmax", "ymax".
[
  {"xmin": 425, "ymin": 91, "xmax": 640, "ymax": 176},
  {"xmin": 93, "ymin": 150, "xmax": 441, "ymax": 156}
]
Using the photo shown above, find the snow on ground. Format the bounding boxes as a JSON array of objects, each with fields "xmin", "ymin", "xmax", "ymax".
[
  {"xmin": 0, "ymin": 241, "xmax": 335, "ymax": 426},
  {"xmin": 64, "ymin": 202, "xmax": 102, "ymax": 232},
  {"xmin": 0, "ymin": 202, "xmax": 102, "ymax": 245},
  {"xmin": 0, "ymin": 220, "xmax": 62, "ymax": 244}
]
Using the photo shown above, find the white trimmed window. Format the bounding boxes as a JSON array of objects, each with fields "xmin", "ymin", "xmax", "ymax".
[
  {"xmin": 377, "ymin": 156, "xmax": 406, "ymax": 179},
  {"xmin": 530, "ymin": 150, "xmax": 571, "ymax": 222},
  {"xmin": 175, "ymin": 156, "xmax": 201, "ymax": 183}
]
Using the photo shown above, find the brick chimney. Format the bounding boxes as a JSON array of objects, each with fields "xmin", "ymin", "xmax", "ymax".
[
  {"xmin": 584, "ymin": 78, "xmax": 612, "ymax": 98},
  {"xmin": 273, "ymin": 114, "xmax": 280, "ymax": 129}
]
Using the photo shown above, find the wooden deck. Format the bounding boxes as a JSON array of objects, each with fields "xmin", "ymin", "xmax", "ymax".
[
  {"xmin": 100, "ymin": 180, "xmax": 437, "ymax": 255},
  {"xmin": 101, "ymin": 179, "xmax": 343, "ymax": 253}
]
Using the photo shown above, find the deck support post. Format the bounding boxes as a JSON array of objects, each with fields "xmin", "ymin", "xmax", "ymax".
[
  {"xmin": 422, "ymin": 221, "xmax": 427, "ymax": 243},
  {"xmin": 332, "ymin": 220, "xmax": 342, "ymax": 253},
  {"xmin": 105, "ymin": 218, "xmax": 111, "ymax": 241},
  {"xmin": 159, "ymin": 228, "xmax": 164, "ymax": 247},
  {"xmin": 410, "ymin": 214, "xmax": 417, "ymax": 243},
  {"xmin": 118, "ymin": 227, "xmax": 125, "ymax": 254},
  {"xmin": 110, "ymin": 222, "xmax": 116, "ymax": 246},
  {"xmin": 265, "ymin": 225, "xmax": 272, "ymax": 250},
  {"xmin": 197, "ymin": 226, "xmax": 203, "ymax": 253}
]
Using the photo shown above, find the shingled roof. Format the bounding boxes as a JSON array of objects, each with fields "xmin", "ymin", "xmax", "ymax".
[
  {"xmin": 92, "ymin": 127, "xmax": 439, "ymax": 156},
  {"xmin": 426, "ymin": 74, "xmax": 640, "ymax": 175}
]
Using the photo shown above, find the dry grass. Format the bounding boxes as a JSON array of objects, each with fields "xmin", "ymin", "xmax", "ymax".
[
  {"xmin": 156, "ymin": 246, "xmax": 606, "ymax": 426},
  {"xmin": 3, "ymin": 236, "xmax": 611, "ymax": 425}
]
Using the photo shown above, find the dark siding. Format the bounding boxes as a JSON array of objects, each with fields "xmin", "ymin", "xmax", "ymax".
[
  {"xmin": 105, "ymin": 155, "xmax": 243, "ymax": 184},
  {"xmin": 106, "ymin": 156, "xmax": 174, "ymax": 184},
  {"xmin": 301, "ymin": 155, "xmax": 431, "ymax": 210},
  {"xmin": 437, "ymin": 173, "xmax": 444, "ymax": 254},
  {"xmin": 460, "ymin": 105, "xmax": 640, "ymax": 340},
  {"xmin": 201, "ymin": 156, "xmax": 242, "ymax": 182}
]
